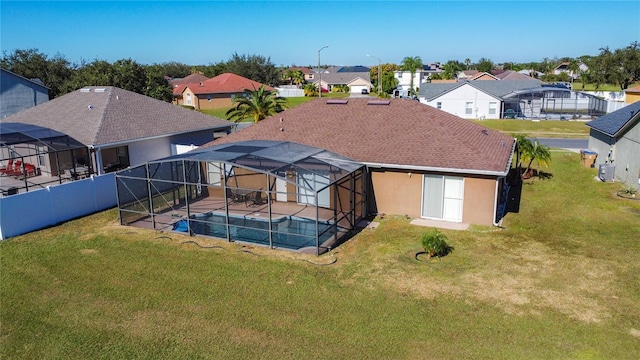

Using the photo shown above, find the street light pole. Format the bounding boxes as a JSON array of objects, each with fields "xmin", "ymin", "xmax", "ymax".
[
  {"xmin": 318, "ymin": 45, "xmax": 328, "ymax": 98},
  {"xmin": 367, "ymin": 54, "xmax": 382, "ymax": 95}
]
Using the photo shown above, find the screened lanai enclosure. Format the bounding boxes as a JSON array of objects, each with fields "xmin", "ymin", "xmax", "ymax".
[
  {"xmin": 116, "ymin": 140, "xmax": 367, "ymax": 255},
  {"xmin": 0, "ymin": 122, "xmax": 91, "ymax": 196},
  {"xmin": 502, "ymin": 87, "xmax": 607, "ymax": 120}
]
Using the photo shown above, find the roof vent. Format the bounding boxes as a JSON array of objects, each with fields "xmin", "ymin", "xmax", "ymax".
[
  {"xmin": 367, "ymin": 100, "xmax": 391, "ymax": 105},
  {"xmin": 80, "ymin": 88, "xmax": 91, "ymax": 93},
  {"xmin": 326, "ymin": 99, "xmax": 348, "ymax": 105},
  {"xmin": 95, "ymin": 88, "xmax": 106, "ymax": 93}
]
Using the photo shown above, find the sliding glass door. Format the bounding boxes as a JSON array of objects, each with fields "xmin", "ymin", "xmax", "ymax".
[{"xmin": 422, "ymin": 175, "xmax": 464, "ymax": 222}]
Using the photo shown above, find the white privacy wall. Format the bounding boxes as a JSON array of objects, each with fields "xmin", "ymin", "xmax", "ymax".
[{"xmin": 0, "ymin": 173, "xmax": 116, "ymax": 239}]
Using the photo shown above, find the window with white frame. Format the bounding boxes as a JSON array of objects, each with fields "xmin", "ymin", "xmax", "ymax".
[
  {"xmin": 489, "ymin": 102, "xmax": 497, "ymax": 115},
  {"xmin": 186, "ymin": 93, "xmax": 192, "ymax": 105},
  {"xmin": 437, "ymin": 102, "xmax": 442, "ymax": 109},
  {"xmin": 465, "ymin": 102, "xmax": 473, "ymax": 115}
]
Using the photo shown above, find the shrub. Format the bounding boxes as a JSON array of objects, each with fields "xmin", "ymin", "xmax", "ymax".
[{"xmin": 421, "ymin": 229, "xmax": 454, "ymax": 258}]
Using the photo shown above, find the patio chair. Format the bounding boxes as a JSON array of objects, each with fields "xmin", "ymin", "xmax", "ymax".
[
  {"xmin": 226, "ymin": 188, "xmax": 240, "ymax": 204},
  {"xmin": 7, "ymin": 161, "xmax": 23, "ymax": 177},
  {"xmin": 248, "ymin": 191, "xmax": 265, "ymax": 207},
  {"xmin": 0, "ymin": 159, "xmax": 14, "ymax": 174}
]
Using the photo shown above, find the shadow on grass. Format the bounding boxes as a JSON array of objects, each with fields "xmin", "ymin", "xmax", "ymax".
[{"xmin": 537, "ymin": 170, "xmax": 553, "ymax": 180}]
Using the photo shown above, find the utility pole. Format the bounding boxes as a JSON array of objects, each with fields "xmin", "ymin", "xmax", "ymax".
[
  {"xmin": 367, "ymin": 54, "xmax": 382, "ymax": 95},
  {"xmin": 318, "ymin": 45, "xmax": 328, "ymax": 98}
]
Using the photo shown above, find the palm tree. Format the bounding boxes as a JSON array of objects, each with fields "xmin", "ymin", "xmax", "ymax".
[
  {"xmin": 514, "ymin": 134, "xmax": 551, "ymax": 177},
  {"xmin": 303, "ymin": 83, "xmax": 318, "ymax": 97},
  {"xmin": 291, "ymin": 70, "xmax": 305, "ymax": 88},
  {"xmin": 567, "ymin": 59, "xmax": 580, "ymax": 86},
  {"xmin": 401, "ymin": 56, "xmax": 423, "ymax": 96},
  {"xmin": 282, "ymin": 69, "xmax": 295, "ymax": 85},
  {"xmin": 465, "ymin": 58, "xmax": 471, "ymax": 70},
  {"xmin": 225, "ymin": 85, "xmax": 287, "ymax": 124},
  {"xmin": 442, "ymin": 60, "xmax": 462, "ymax": 80}
]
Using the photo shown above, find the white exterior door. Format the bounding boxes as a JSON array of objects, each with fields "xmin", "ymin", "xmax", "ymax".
[
  {"xmin": 442, "ymin": 176, "xmax": 464, "ymax": 222},
  {"xmin": 297, "ymin": 171, "xmax": 330, "ymax": 207},
  {"xmin": 275, "ymin": 177, "xmax": 287, "ymax": 202},
  {"xmin": 422, "ymin": 175, "xmax": 464, "ymax": 222}
]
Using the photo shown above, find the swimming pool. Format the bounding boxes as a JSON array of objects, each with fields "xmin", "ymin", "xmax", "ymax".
[{"xmin": 173, "ymin": 212, "xmax": 337, "ymax": 251}]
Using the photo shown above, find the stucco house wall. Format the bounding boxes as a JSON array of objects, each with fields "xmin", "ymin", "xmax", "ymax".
[
  {"xmin": 371, "ymin": 169, "xmax": 499, "ymax": 226},
  {"xmin": 195, "ymin": 93, "xmax": 234, "ymax": 109},
  {"xmin": 422, "ymin": 84, "xmax": 502, "ymax": 119}
]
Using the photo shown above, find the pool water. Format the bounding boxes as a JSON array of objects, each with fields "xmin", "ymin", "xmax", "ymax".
[{"xmin": 173, "ymin": 213, "xmax": 336, "ymax": 250}]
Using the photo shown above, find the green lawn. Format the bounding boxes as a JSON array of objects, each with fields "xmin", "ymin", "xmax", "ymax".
[
  {"xmin": 472, "ymin": 119, "xmax": 590, "ymax": 138},
  {"xmin": 199, "ymin": 96, "xmax": 320, "ymax": 122},
  {"xmin": 574, "ymin": 83, "xmax": 639, "ymax": 92},
  {"xmin": 2, "ymin": 152, "xmax": 640, "ymax": 359}
]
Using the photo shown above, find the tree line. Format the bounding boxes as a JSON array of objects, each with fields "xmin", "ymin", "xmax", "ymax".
[
  {"xmin": 0, "ymin": 49, "xmax": 281, "ymax": 100},
  {"xmin": 3, "ymin": 42, "xmax": 638, "ymax": 102}
]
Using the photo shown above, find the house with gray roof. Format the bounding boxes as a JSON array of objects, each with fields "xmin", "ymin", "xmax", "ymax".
[
  {"xmin": 586, "ymin": 101, "xmax": 640, "ymax": 187},
  {"xmin": 417, "ymin": 79, "xmax": 607, "ymax": 120},
  {"xmin": 1, "ymin": 86, "xmax": 233, "ymax": 178},
  {"xmin": 1, "ymin": 68, "xmax": 50, "ymax": 118},
  {"xmin": 419, "ymin": 80, "xmax": 542, "ymax": 119}
]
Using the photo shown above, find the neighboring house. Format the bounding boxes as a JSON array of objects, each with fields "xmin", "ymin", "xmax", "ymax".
[
  {"xmin": 419, "ymin": 80, "xmax": 542, "ymax": 119},
  {"xmin": 1, "ymin": 86, "xmax": 233, "ymax": 178},
  {"xmin": 313, "ymin": 72, "xmax": 372, "ymax": 93},
  {"xmin": 586, "ymin": 101, "xmax": 640, "ymax": 186},
  {"xmin": 494, "ymin": 70, "xmax": 537, "ymax": 81},
  {"xmin": 170, "ymin": 73, "xmax": 210, "ymax": 105},
  {"xmin": 553, "ymin": 62, "xmax": 588, "ymax": 79},
  {"xmin": 287, "ymin": 66, "xmax": 316, "ymax": 81},
  {"xmin": 518, "ymin": 69, "xmax": 544, "ymax": 78},
  {"xmin": 394, "ymin": 70, "xmax": 424, "ymax": 96},
  {"xmin": 624, "ymin": 86, "xmax": 640, "ymax": 104},
  {"xmin": 203, "ymin": 98, "xmax": 517, "ymax": 227},
  {"xmin": 178, "ymin": 73, "xmax": 272, "ymax": 110},
  {"xmin": 1, "ymin": 68, "xmax": 50, "ymax": 118},
  {"xmin": 466, "ymin": 72, "xmax": 499, "ymax": 81}
]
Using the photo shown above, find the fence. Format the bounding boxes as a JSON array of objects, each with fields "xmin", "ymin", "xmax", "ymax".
[
  {"xmin": 275, "ymin": 87, "xmax": 305, "ymax": 97},
  {"xmin": 0, "ymin": 173, "xmax": 116, "ymax": 239}
]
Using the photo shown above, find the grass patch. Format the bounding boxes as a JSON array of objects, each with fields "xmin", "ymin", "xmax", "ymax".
[
  {"xmin": 2, "ymin": 152, "xmax": 640, "ymax": 358},
  {"xmin": 472, "ymin": 119, "xmax": 590, "ymax": 138},
  {"xmin": 199, "ymin": 97, "xmax": 318, "ymax": 123},
  {"xmin": 574, "ymin": 83, "xmax": 640, "ymax": 92}
]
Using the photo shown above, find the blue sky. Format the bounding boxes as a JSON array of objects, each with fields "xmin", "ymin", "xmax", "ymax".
[{"xmin": 1, "ymin": 1, "xmax": 639, "ymax": 67}]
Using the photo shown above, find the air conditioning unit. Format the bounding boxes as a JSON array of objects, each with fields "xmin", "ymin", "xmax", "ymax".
[{"xmin": 598, "ymin": 163, "xmax": 615, "ymax": 182}]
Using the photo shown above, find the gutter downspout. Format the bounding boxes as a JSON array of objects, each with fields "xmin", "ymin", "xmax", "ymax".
[{"xmin": 492, "ymin": 177, "xmax": 502, "ymax": 226}]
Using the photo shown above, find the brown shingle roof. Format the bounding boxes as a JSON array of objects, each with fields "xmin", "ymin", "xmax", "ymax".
[
  {"xmin": 206, "ymin": 98, "xmax": 514, "ymax": 175},
  {"xmin": 184, "ymin": 73, "xmax": 273, "ymax": 95},
  {"xmin": 171, "ymin": 73, "xmax": 210, "ymax": 95},
  {"xmin": 1, "ymin": 86, "xmax": 232, "ymax": 146}
]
